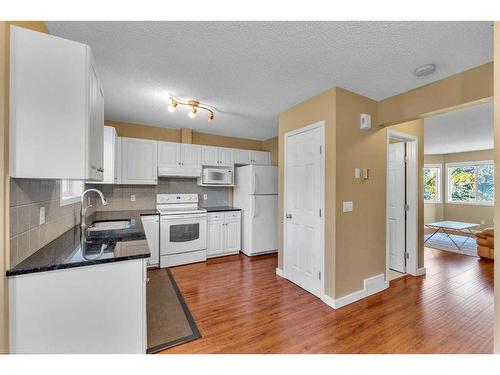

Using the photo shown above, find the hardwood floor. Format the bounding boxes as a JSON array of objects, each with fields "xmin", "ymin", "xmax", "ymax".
[{"xmin": 161, "ymin": 248, "xmax": 493, "ymax": 354}]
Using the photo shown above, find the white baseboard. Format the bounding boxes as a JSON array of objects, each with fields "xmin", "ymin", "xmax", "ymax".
[
  {"xmin": 275, "ymin": 268, "xmax": 284, "ymax": 278},
  {"xmin": 323, "ymin": 273, "xmax": 388, "ymax": 309},
  {"xmin": 416, "ymin": 267, "xmax": 426, "ymax": 276}
]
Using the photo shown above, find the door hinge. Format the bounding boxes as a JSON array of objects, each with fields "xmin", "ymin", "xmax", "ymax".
[
  {"xmin": 405, "ymin": 252, "xmax": 410, "ymax": 259},
  {"xmin": 319, "ymin": 271, "xmax": 321, "ymax": 280},
  {"xmin": 319, "ymin": 145, "xmax": 322, "ymax": 155},
  {"xmin": 404, "ymin": 204, "xmax": 410, "ymax": 211},
  {"xmin": 319, "ymin": 208, "xmax": 322, "ymax": 217}
]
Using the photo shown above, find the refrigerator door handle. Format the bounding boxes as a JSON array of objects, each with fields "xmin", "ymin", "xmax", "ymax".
[
  {"xmin": 252, "ymin": 196, "xmax": 256, "ymax": 218},
  {"xmin": 251, "ymin": 172, "xmax": 256, "ymax": 194}
]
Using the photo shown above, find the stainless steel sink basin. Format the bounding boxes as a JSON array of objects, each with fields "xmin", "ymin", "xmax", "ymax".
[{"xmin": 87, "ymin": 219, "xmax": 132, "ymax": 232}]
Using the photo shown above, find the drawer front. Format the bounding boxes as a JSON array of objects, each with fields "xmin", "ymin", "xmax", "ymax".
[
  {"xmin": 225, "ymin": 211, "xmax": 241, "ymax": 220},
  {"xmin": 208, "ymin": 212, "xmax": 224, "ymax": 221}
]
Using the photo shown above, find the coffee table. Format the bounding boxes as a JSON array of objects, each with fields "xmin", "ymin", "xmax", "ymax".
[{"xmin": 424, "ymin": 221, "xmax": 480, "ymax": 251}]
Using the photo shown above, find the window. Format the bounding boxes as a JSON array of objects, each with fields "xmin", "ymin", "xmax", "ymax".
[
  {"xmin": 446, "ymin": 161, "xmax": 494, "ymax": 205},
  {"xmin": 424, "ymin": 164, "xmax": 441, "ymax": 203},
  {"xmin": 60, "ymin": 180, "xmax": 84, "ymax": 206}
]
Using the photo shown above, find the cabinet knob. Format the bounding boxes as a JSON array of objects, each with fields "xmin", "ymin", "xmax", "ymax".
[{"xmin": 97, "ymin": 168, "xmax": 104, "ymax": 173}]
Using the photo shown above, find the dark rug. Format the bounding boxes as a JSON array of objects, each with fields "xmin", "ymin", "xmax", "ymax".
[{"xmin": 146, "ymin": 268, "xmax": 201, "ymax": 353}]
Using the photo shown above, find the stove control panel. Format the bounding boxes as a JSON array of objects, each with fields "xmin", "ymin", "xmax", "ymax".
[{"xmin": 156, "ymin": 193, "xmax": 199, "ymax": 204}]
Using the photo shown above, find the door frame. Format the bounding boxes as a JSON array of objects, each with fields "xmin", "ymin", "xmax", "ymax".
[
  {"xmin": 386, "ymin": 129, "xmax": 419, "ymax": 278},
  {"xmin": 283, "ymin": 120, "xmax": 325, "ymax": 300}
]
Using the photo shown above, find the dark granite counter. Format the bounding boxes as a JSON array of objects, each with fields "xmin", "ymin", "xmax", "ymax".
[
  {"xmin": 6, "ymin": 210, "xmax": 159, "ymax": 277},
  {"xmin": 203, "ymin": 206, "xmax": 242, "ymax": 213}
]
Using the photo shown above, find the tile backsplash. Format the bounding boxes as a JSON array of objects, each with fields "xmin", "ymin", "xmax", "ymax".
[
  {"xmin": 9, "ymin": 178, "xmax": 82, "ymax": 267},
  {"xmin": 86, "ymin": 178, "xmax": 229, "ymax": 211}
]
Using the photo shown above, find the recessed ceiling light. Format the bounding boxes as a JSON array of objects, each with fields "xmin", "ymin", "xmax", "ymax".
[{"xmin": 414, "ymin": 64, "xmax": 436, "ymax": 77}]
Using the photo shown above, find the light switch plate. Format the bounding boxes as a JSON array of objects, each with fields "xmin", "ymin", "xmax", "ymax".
[
  {"xmin": 481, "ymin": 219, "xmax": 486, "ymax": 225},
  {"xmin": 354, "ymin": 168, "xmax": 361, "ymax": 179},
  {"xmin": 343, "ymin": 201, "xmax": 353, "ymax": 213},
  {"xmin": 203, "ymin": 194, "xmax": 208, "ymax": 200},
  {"xmin": 130, "ymin": 194, "xmax": 136, "ymax": 202},
  {"xmin": 39, "ymin": 206, "xmax": 46, "ymax": 225}
]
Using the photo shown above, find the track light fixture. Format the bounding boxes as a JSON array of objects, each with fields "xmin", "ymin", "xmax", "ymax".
[{"xmin": 167, "ymin": 95, "xmax": 215, "ymax": 122}]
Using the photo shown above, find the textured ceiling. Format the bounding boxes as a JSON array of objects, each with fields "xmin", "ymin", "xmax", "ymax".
[
  {"xmin": 46, "ymin": 21, "xmax": 493, "ymax": 140},
  {"xmin": 424, "ymin": 102, "xmax": 493, "ymax": 155}
]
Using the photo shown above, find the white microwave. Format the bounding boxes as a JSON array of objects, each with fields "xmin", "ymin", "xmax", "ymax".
[{"xmin": 201, "ymin": 168, "xmax": 233, "ymax": 185}]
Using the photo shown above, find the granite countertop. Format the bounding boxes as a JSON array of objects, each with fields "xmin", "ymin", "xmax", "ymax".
[
  {"xmin": 203, "ymin": 206, "xmax": 242, "ymax": 213},
  {"xmin": 6, "ymin": 210, "xmax": 159, "ymax": 277}
]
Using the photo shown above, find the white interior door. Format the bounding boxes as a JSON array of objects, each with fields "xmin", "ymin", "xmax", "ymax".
[
  {"xmin": 388, "ymin": 142, "xmax": 406, "ymax": 273},
  {"xmin": 284, "ymin": 125, "xmax": 322, "ymax": 298}
]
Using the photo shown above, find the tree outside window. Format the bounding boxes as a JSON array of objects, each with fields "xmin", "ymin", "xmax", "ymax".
[
  {"xmin": 447, "ymin": 162, "xmax": 494, "ymax": 205},
  {"xmin": 424, "ymin": 164, "xmax": 441, "ymax": 203}
]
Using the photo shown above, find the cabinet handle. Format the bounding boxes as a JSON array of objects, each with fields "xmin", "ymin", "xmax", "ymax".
[{"xmin": 97, "ymin": 168, "xmax": 104, "ymax": 173}]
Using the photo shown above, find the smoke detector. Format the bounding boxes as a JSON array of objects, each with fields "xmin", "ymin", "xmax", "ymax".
[{"xmin": 414, "ymin": 64, "xmax": 436, "ymax": 77}]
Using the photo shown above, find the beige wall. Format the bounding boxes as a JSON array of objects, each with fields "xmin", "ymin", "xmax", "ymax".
[
  {"xmin": 493, "ymin": 21, "xmax": 500, "ymax": 355},
  {"xmin": 334, "ymin": 88, "xmax": 385, "ymax": 296},
  {"xmin": 378, "ymin": 63, "xmax": 493, "ymax": 126},
  {"xmin": 262, "ymin": 137, "xmax": 278, "ymax": 166},
  {"xmin": 424, "ymin": 150, "xmax": 494, "ymax": 227},
  {"xmin": 278, "ymin": 88, "xmax": 337, "ymax": 296},
  {"xmin": 1, "ymin": 20, "xmax": 49, "ymax": 354}
]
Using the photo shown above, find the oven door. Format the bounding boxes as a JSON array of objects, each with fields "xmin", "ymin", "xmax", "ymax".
[{"xmin": 160, "ymin": 214, "xmax": 207, "ymax": 255}]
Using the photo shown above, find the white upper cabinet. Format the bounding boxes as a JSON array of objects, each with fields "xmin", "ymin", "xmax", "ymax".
[
  {"xmin": 114, "ymin": 136, "xmax": 122, "ymax": 184},
  {"xmin": 121, "ymin": 137, "xmax": 158, "ymax": 185},
  {"xmin": 201, "ymin": 146, "xmax": 219, "ymax": 166},
  {"xmin": 93, "ymin": 126, "xmax": 116, "ymax": 184},
  {"xmin": 158, "ymin": 141, "xmax": 181, "ymax": 169},
  {"xmin": 157, "ymin": 141, "xmax": 201, "ymax": 177},
  {"xmin": 233, "ymin": 149, "xmax": 252, "ymax": 165},
  {"xmin": 202, "ymin": 146, "xmax": 234, "ymax": 167},
  {"xmin": 251, "ymin": 151, "xmax": 271, "ymax": 165},
  {"xmin": 9, "ymin": 26, "xmax": 104, "ymax": 180},
  {"xmin": 219, "ymin": 148, "xmax": 234, "ymax": 167},
  {"xmin": 181, "ymin": 144, "xmax": 202, "ymax": 168}
]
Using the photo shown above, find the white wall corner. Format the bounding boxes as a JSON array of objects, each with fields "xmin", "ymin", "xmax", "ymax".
[
  {"xmin": 327, "ymin": 273, "xmax": 388, "ymax": 310},
  {"xmin": 416, "ymin": 267, "xmax": 426, "ymax": 276},
  {"xmin": 275, "ymin": 268, "xmax": 284, "ymax": 278}
]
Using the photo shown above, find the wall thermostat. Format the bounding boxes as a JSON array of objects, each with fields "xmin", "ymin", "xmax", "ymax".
[{"xmin": 360, "ymin": 113, "xmax": 371, "ymax": 130}]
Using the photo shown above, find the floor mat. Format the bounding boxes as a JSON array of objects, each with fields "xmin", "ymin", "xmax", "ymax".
[
  {"xmin": 424, "ymin": 232, "xmax": 478, "ymax": 257},
  {"xmin": 146, "ymin": 268, "xmax": 201, "ymax": 353}
]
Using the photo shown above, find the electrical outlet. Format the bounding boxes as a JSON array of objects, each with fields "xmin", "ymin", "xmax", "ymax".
[
  {"xmin": 481, "ymin": 219, "xmax": 486, "ymax": 225},
  {"xmin": 203, "ymin": 194, "xmax": 208, "ymax": 200},
  {"xmin": 130, "ymin": 194, "xmax": 136, "ymax": 202},
  {"xmin": 39, "ymin": 206, "xmax": 46, "ymax": 225}
]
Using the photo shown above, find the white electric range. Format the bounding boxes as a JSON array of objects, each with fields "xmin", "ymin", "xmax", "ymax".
[{"xmin": 157, "ymin": 193, "xmax": 208, "ymax": 268}]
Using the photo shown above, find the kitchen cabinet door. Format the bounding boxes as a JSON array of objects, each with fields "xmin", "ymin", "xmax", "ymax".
[
  {"xmin": 251, "ymin": 151, "xmax": 270, "ymax": 165},
  {"xmin": 224, "ymin": 218, "xmax": 241, "ymax": 253},
  {"xmin": 233, "ymin": 149, "xmax": 251, "ymax": 165},
  {"xmin": 9, "ymin": 26, "xmax": 104, "ymax": 180},
  {"xmin": 158, "ymin": 141, "xmax": 181, "ymax": 168},
  {"xmin": 141, "ymin": 216, "xmax": 160, "ymax": 267},
  {"xmin": 114, "ymin": 136, "xmax": 122, "ymax": 184},
  {"xmin": 181, "ymin": 144, "xmax": 202, "ymax": 168},
  {"xmin": 93, "ymin": 126, "xmax": 116, "ymax": 184},
  {"xmin": 87, "ymin": 64, "xmax": 104, "ymax": 181},
  {"xmin": 121, "ymin": 137, "xmax": 158, "ymax": 185},
  {"xmin": 219, "ymin": 148, "xmax": 234, "ymax": 167},
  {"xmin": 201, "ymin": 146, "xmax": 219, "ymax": 166},
  {"xmin": 207, "ymin": 219, "xmax": 224, "ymax": 258}
]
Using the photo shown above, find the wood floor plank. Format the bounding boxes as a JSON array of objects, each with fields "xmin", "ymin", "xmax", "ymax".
[{"xmin": 160, "ymin": 248, "xmax": 493, "ymax": 354}]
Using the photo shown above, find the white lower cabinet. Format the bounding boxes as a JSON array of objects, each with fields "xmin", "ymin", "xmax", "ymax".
[
  {"xmin": 9, "ymin": 259, "xmax": 147, "ymax": 354},
  {"xmin": 206, "ymin": 211, "xmax": 241, "ymax": 258},
  {"xmin": 141, "ymin": 215, "xmax": 160, "ymax": 267}
]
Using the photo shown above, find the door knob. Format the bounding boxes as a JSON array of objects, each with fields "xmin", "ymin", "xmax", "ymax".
[{"xmin": 286, "ymin": 213, "xmax": 292, "ymax": 219}]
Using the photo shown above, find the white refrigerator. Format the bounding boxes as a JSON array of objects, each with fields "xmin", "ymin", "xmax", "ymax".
[{"xmin": 233, "ymin": 165, "xmax": 278, "ymax": 256}]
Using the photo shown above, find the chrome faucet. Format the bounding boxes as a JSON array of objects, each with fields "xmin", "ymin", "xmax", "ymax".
[{"xmin": 80, "ymin": 188, "xmax": 107, "ymax": 230}]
